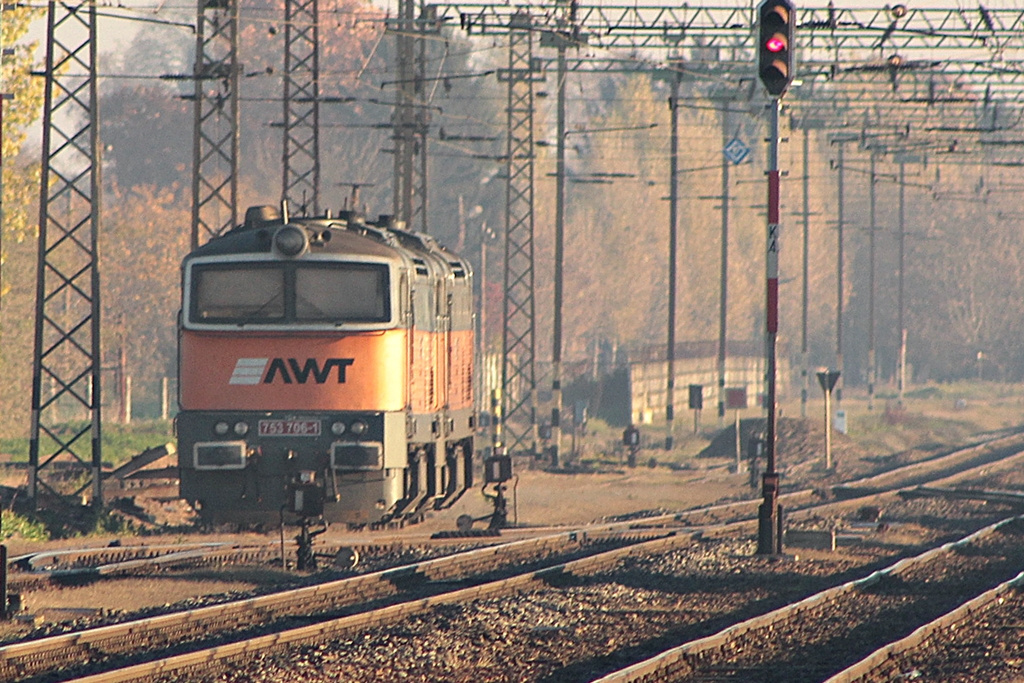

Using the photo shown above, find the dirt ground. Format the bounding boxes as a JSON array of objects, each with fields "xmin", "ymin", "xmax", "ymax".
[
  {"xmin": 0, "ymin": 460, "xmax": 754, "ymax": 632},
  {"xmin": 422, "ymin": 459, "xmax": 747, "ymax": 532},
  {"xmin": 5, "ymin": 457, "xmax": 748, "ymax": 553},
  {"xmin": 0, "ymin": 396, "xmax": 1015, "ymax": 629}
]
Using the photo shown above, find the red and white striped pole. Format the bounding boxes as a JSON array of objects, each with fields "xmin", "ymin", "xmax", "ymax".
[{"xmin": 758, "ymin": 97, "xmax": 783, "ymax": 555}]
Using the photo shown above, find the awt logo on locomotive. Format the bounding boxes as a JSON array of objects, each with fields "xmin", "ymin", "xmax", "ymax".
[{"xmin": 228, "ymin": 357, "xmax": 356, "ymax": 385}]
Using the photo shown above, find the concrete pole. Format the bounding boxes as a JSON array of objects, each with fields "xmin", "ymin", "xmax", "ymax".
[
  {"xmin": 161, "ymin": 376, "xmax": 169, "ymax": 420},
  {"xmin": 897, "ymin": 161, "xmax": 906, "ymax": 405},
  {"xmin": 665, "ymin": 70, "xmax": 680, "ymax": 451},
  {"xmin": 550, "ymin": 41, "xmax": 567, "ymax": 468},
  {"xmin": 717, "ymin": 101, "xmax": 730, "ymax": 430},
  {"xmin": 823, "ymin": 384, "xmax": 832, "ymax": 470},
  {"xmin": 867, "ymin": 150, "xmax": 877, "ymax": 412},
  {"xmin": 800, "ymin": 127, "xmax": 810, "ymax": 418},
  {"xmin": 835, "ymin": 141, "xmax": 845, "ymax": 410}
]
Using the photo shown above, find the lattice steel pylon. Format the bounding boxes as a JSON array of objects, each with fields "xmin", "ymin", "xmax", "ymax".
[
  {"xmin": 282, "ymin": 0, "xmax": 320, "ymax": 214},
  {"xmin": 497, "ymin": 10, "xmax": 540, "ymax": 456},
  {"xmin": 29, "ymin": 0, "xmax": 102, "ymax": 507},
  {"xmin": 191, "ymin": 0, "xmax": 240, "ymax": 249},
  {"xmin": 389, "ymin": 0, "xmax": 432, "ymax": 232}
]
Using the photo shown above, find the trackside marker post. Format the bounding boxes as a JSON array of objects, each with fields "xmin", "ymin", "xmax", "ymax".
[{"xmin": 818, "ymin": 370, "xmax": 841, "ymax": 470}]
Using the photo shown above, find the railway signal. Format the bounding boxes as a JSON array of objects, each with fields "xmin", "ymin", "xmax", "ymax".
[
  {"xmin": 757, "ymin": 0, "xmax": 795, "ymax": 556},
  {"xmin": 757, "ymin": 0, "xmax": 795, "ymax": 97}
]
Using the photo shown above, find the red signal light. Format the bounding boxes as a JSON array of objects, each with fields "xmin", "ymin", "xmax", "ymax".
[{"xmin": 757, "ymin": 0, "xmax": 795, "ymax": 96}]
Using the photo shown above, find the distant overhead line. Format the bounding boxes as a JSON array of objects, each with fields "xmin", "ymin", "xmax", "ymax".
[{"xmin": 428, "ymin": 4, "xmax": 1024, "ymax": 60}]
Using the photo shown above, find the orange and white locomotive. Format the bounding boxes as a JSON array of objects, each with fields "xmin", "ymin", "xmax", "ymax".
[{"xmin": 176, "ymin": 205, "xmax": 475, "ymax": 526}]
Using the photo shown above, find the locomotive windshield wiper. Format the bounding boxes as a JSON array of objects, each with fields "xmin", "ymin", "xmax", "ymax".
[
  {"xmin": 295, "ymin": 292, "xmax": 331, "ymax": 320},
  {"xmin": 248, "ymin": 292, "xmax": 285, "ymax": 318}
]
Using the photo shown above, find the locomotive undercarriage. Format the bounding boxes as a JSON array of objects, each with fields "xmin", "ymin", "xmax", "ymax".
[{"xmin": 177, "ymin": 408, "xmax": 474, "ymax": 527}]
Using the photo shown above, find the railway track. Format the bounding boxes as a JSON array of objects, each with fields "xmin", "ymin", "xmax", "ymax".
[
  {"xmin": 4, "ymin": 431, "xmax": 1024, "ymax": 682},
  {"xmin": 0, "ymin": 526, "xmax": 672, "ymax": 682},
  {"xmin": 10, "ymin": 426, "xmax": 1020, "ymax": 587},
  {"xmin": 596, "ymin": 515, "xmax": 1024, "ymax": 682},
  {"xmin": 836, "ymin": 572, "xmax": 1024, "ymax": 682},
  {"xmin": 823, "ymin": 555, "xmax": 1024, "ymax": 682}
]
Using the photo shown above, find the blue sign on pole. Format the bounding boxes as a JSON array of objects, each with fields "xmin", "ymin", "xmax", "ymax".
[{"xmin": 724, "ymin": 137, "xmax": 750, "ymax": 165}]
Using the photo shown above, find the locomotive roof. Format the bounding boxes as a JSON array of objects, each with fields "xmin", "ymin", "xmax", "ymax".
[{"xmin": 184, "ymin": 207, "xmax": 437, "ymax": 262}]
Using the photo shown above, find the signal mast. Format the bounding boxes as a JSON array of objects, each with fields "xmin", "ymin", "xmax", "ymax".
[{"xmin": 756, "ymin": 0, "xmax": 795, "ymax": 556}]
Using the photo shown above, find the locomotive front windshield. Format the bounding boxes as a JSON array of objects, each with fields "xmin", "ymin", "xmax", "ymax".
[{"xmin": 191, "ymin": 262, "xmax": 390, "ymax": 325}]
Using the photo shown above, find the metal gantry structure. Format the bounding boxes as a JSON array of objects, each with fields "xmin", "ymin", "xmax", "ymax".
[
  {"xmin": 439, "ymin": 2, "xmax": 1024, "ymax": 460},
  {"xmin": 282, "ymin": 0, "xmax": 321, "ymax": 214},
  {"xmin": 26, "ymin": 2, "xmax": 1024, "ymax": 503},
  {"xmin": 29, "ymin": 0, "xmax": 102, "ymax": 507},
  {"xmin": 190, "ymin": 0, "xmax": 240, "ymax": 250}
]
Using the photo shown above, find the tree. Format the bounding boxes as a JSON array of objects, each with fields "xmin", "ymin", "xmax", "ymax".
[
  {"xmin": 1, "ymin": 5, "xmax": 44, "ymax": 245},
  {"xmin": 100, "ymin": 184, "xmax": 192, "ymax": 415},
  {"xmin": 0, "ymin": 5, "xmax": 47, "ymax": 437}
]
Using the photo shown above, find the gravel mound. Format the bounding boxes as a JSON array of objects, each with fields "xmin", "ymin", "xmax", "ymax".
[{"xmin": 697, "ymin": 416, "xmax": 869, "ymax": 469}]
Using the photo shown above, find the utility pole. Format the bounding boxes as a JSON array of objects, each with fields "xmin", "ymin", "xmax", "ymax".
[
  {"xmin": 867, "ymin": 149, "xmax": 877, "ymax": 411},
  {"xmin": 665, "ymin": 65, "xmax": 681, "ymax": 451},
  {"xmin": 800, "ymin": 126, "xmax": 810, "ymax": 418},
  {"xmin": 716, "ymin": 99, "xmax": 730, "ymax": 431},
  {"xmin": 549, "ymin": 21, "xmax": 568, "ymax": 469},
  {"xmin": 897, "ymin": 160, "xmax": 906, "ymax": 405},
  {"xmin": 546, "ymin": 0, "xmax": 580, "ymax": 468},
  {"xmin": 833, "ymin": 137, "xmax": 848, "ymax": 411}
]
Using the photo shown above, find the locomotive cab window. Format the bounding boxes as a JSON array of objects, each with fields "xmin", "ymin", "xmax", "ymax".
[
  {"xmin": 194, "ymin": 266, "xmax": 285, "ymax": 321},
  {"xmin": 295, "ymin": 264, "xmax": 388, "ymax": 322},
  {"xmin": 189, "ymin": 261, "xmax": 391, "ymax": 325}
]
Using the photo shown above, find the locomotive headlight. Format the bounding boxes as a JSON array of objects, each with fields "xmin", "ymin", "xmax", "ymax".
[
  {"xmin": 350, "ymin": 420, "xmax": 367, "ymax": 436},
  {"xmin": 273, "ymin": 225, "xmax": 308, "ymax": 257},
  {"xmin": 330, "ymin": 421, "xmax": 347, "ymax": 436},
  {"xmin": 214, "ymin": 421, "xmax": 230, "ymax": 436},
  {"xmin": 233, "ymin": 421, "xmax": 249, "ymax": 436}
]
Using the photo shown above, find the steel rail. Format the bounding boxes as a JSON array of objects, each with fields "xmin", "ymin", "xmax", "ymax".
[
  {"xmin": 10, "ymin": 543, "xmax": 234, "ymax": 571},
  {"xmin": 834, "ymin": 428, "xmax": 1024, "ymax": 493},
  {"xmin": 593, "ymin": 513, "xmax": 1024, "ymax": 683},
  {"xmin": 823, "ymin": 569, "xmax": 1024, "ymax": 683}
]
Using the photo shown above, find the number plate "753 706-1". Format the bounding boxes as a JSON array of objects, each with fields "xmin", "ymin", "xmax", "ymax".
[{"xmin": 258, "ymin": 419, "xmax": 321, "ymax": 437}]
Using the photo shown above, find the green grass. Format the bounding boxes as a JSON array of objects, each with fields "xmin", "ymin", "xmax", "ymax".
[
  {"xmin": 0, "ymin": 420, "xmax": 173, "ymax": 467},
  {"xmin": 0, "ymin": 511, "xmax": 50, "ymax": 541},
  {"xmin": 1, "ymin": 506, "xmax": 144, "ymax": 541},
  {"xmin": 102, "ymin": 421, "xmax": 174, "ymax": 465}
]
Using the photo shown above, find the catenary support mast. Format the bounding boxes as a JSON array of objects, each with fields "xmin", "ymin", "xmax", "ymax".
[{"xmin": 29, "ymin": 0, "xmax": 103, "ymax": 508}]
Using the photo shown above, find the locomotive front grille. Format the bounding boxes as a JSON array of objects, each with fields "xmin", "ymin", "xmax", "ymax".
[{"xmin": 331, "ymin": 442, "xmax": 383, "ymax": 471}]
